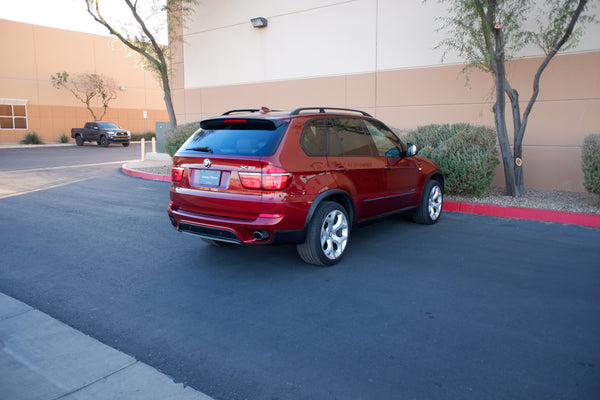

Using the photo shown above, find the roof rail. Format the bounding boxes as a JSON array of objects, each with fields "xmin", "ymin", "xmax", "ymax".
[{"xmin": 290, "ymin": 107, "xmax": 372, "ymax": 117}]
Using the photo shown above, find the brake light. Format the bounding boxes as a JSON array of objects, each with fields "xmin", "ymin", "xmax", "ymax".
[
  {"xmin": 239, "ymin": 172, "xmax": 261, "ymax": 189},
  {"xmin": 224, "ymin": 119, "xmax": 247, "ymax": 124},
  {"xmin": 239, "ymin": 165, "xmax": 291, "ymax": 190},
  {"xmin": 262, "ymin": 166, "xmax": 291, "ymax": 190},
  {"xmin": 172, "ymin": 167, "xmax": 184, "ymax": 182}
]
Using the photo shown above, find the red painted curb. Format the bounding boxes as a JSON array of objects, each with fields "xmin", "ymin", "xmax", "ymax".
[
  {"xmin": 445, "ymin": 201, "xmax": 600, "ymax": 228},
  {"xmin": 121, "ymin": 164, "xmax": 171, "ymax": 182},
  {"xmin": 120, "ymin": 165, "xmax": 600, "ymax": 229}
]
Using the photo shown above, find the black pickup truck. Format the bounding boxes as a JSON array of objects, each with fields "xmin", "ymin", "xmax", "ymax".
[{"xmin": 71, "ymin": 122, "xmax": 131, "ymax": 147}]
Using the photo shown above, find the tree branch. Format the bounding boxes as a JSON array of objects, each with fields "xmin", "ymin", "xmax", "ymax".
[{"xmin": 516, "ymin": 0, "xmax": 588, "ymax": 150}]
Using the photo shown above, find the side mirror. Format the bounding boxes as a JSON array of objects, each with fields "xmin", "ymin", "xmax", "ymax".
[{"xmin": 406, "ymin": 143, "xmax": 418, "ymax": 157}]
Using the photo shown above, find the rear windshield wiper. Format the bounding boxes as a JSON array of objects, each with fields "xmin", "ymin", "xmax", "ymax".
[{"xmin": 186, "ymin": 146, "xmax": 213, "ymax": 153}]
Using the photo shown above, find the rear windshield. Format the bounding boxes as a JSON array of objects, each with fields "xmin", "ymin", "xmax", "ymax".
[{"xmin": 180, "ymin": 119, "xmax": 288, "ymax": 156}]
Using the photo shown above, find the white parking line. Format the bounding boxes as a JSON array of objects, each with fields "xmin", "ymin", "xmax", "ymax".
[{"xmin": 1, "ymin": 160, "xmax": 133, "ymax": 174}]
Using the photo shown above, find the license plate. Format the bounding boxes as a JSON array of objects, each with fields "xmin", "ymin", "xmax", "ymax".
[{"xmin": 195, "ymin": 169, "xmax": 221, "ymax": 186}]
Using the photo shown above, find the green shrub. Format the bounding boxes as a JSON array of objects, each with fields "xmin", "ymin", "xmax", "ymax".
[
  {"xmin": 21, "ymin": 132, "xmax": 44, "ymax": 145},
  {"xmin": 131, "ymin": 132, "xmax": 156, "ymax": 141},
  {"xmin": 59, "ymin": 133, "xmax": 70, "ymax": 143},
  {"xmin": 403, "ymin": 123, "xmax": 499, "ymax": 196},
  {"xmin": 165, "ymin": 121, "xmax": 200, "ymax": 156},
  {"xmin": 582, "ymin": 133, "xmax": 600, "ymax": 195}
]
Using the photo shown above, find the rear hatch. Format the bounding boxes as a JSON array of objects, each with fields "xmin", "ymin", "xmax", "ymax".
[{"xmin": 171, "ymin": 118, "xmax": 289, "ymax": 220}]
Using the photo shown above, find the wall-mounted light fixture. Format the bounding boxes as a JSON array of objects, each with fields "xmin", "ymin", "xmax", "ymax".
[
  {"xmin": 119, "ymin": 86, "xmax": 127, "ymax": 91},
  {"xmin": 251, "ymin": 17, "xmax": 268, "ymax": 28}
]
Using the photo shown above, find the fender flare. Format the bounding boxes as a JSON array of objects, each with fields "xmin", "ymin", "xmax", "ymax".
[{"xmin": 303, "ymin": 189, "xmax": 355, "ymax": 229}]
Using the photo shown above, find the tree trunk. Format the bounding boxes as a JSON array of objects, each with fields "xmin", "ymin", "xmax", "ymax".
[
  {"xmin": 160, "ymin": 64, "xmax": 177, "ymax": 129},
  {"xmin": 493, "ymin": 27, "xmax": 517, "ymax": 197},
  {"xmin": 506, "ymin": 84, "xmax": 524, "ymax": 196}
]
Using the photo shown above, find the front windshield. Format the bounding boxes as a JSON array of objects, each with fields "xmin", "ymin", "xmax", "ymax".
[{"xmin": 97, "ymin": 122, "xmax": 120, "ymax": 129}]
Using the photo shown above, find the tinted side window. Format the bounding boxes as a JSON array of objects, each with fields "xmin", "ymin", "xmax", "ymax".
[
  {"xmin": 325, "ymin": 119, "xmax": 343, "ymax": 156},
  {"xmin": 363, "ymin": 119, "xmax": 406, "ymax": 156},
  {"xmin": 331, "ymin": 118, "xmax": 373, "ymax": 156},
  {"xmin": 301, "ymin": 119, "xmax": 326, "ymax": 156}
]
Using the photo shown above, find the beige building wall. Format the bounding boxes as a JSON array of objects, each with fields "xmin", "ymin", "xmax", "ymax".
[
  {"xmin": 172, "ymin": 0, "xmax": 600, "ymax": 192},
  {"xmin": 0, "ymin": 19, "xmax": 168, "ymax": 143}
]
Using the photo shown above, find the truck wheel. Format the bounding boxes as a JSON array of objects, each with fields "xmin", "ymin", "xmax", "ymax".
[
  {"xmin": 100, "ymin": 136, "xmax": 109, "ymax": 147},
  {"xmin": 75, "ymin": 135, "xmax": 83, "ymax": 146},
  {"xmin": 122, "ymin": 142, "xmax": 130, "ymax": 147},
  {"xmin": 296, "ymin": 201, "xmax": 349, "ymax": 266}
]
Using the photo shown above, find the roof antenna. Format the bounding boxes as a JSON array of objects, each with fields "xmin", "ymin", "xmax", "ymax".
[{"xmin": 259, "ymin": 107, "xmax": 271, "ymax": 114}]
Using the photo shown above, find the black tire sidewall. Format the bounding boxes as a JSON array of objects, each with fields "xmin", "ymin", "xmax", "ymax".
[
  {"xmin": 414, "ymin": 180, "xmax": 442, "ymax": 225},
  {"xmin": 298, "ymin": 201, "xmax": 349, "ymax": 266}
]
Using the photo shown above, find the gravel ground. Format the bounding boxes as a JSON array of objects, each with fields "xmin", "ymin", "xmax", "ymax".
[
  {"xmin": 446, "ymin": 186, "xmax": 600, "ymax": 215},
  {"xmin": 133, "ymin": 164, "xmax": 600, "ymax": 215}
]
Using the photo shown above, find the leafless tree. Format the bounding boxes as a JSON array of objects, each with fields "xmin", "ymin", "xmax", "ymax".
[{"xmin": 51, "ymin": 71, "xmax": 117, "ymax": 121}]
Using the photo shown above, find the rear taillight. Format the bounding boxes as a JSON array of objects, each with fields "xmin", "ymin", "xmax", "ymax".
[
  {"xmin": 172, "ymin": 167, "xmax": 184, "ymax": 182},
  {"xmin": 239, "ymin": 165, "xmax": 291, "ymax": 191},
  {"xmin": 262, "ymin": 166, "xmax": 291, "ymax": 190}
]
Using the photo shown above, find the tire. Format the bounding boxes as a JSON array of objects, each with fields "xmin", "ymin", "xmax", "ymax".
[
  {"xmin": 75, "ymin": 135, "xmax": 83, "ymax": 146},
  {"xmin": 100, "ymin": 136, "xmax": 109, "ymax": 147},
  {"xmin": 296, "ymin": 201, "xmax": 350, "ymax": 266},
  {"xmin": 122, "ymin": 142, "xmax": 130, "ymax": 147},
  {"xmin": 412, "ymin": 179, "xmax": 443, "ymax": 225}
]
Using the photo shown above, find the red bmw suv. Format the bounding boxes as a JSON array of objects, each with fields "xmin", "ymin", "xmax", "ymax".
[{"xmin": 168, "ymin": 107, "xmax": 444, "ymax": 266}]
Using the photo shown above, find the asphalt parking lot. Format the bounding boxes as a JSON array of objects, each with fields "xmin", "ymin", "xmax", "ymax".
[{"xmin": 1, "ymin": 146, "xmax": 599, "ymax": 400}]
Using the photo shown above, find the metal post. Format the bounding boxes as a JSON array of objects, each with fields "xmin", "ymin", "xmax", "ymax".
[
  {"xmin": 152, "ymin": 137, "xmax": 156, "ymax": 153},
  {"xmin": 141, "ymin": 138, "xmax": 145, "ymax": 161}
]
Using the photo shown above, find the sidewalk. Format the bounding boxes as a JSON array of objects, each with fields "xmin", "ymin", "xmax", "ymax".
[
  {"xmin": 0, "ymin": 293, "xmax": 215, "ymax": 400},
  {"xmin": 0, "ymin": 148, "xmax": 215, "ymax": 400}
]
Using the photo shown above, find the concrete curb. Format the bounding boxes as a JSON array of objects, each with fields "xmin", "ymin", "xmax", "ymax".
[
  {"xmin": 121, "ymin": 163, "xmax": 171, "ymax": 182},
  {"xmin": 0, "ymin": 293, "xmax": 215, "ymax": 400}
]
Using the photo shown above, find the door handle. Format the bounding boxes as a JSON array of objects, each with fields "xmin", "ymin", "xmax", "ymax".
[{"xmin": 334, "ymin": 166, "xmax": 347, "ymax": 173}]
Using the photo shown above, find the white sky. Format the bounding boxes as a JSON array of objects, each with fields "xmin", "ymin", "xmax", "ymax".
[
  {"xmin": 1, "ymin": 0, "xmax": 111, "ymax": 35},
  {"xmin": 0, "ymin": 0, "xmax": 167, "ymax": 42}
]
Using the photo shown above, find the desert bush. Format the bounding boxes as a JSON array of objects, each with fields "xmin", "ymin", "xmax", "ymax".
[
  {"xmin": 582, "ymin": 133, "xmax": 600, "ymax": 195},
  {"xmin": 21, "ymin": 132, "xmax": 44, "ymax": 145},
  {"xmin": 404, "ymin": 123, "xmax": 499, "ymax": 196},
  {"xmin": 60, "ymin": 133, "xmax": 70, "ymax": 143},
  {"xmin": 165, "ymin": 121, "xmax": 200, "ymax": 156},
  {"xmin": 131, "ymin": 132, "xmax": 156, "ymax": 141}
]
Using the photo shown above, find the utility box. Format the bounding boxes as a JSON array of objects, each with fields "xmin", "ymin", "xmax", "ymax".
[{"xmin": 155, "ymin": 121, "xmax": 169, "ymax": 153}]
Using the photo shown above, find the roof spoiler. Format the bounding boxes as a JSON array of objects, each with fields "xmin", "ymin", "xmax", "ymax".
[{"xmin": 222, "ymin": 107, "xmax": 274, "ymax": 115}]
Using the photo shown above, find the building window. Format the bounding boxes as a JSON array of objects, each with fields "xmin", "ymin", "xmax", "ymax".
[{"xmin": 0, "ymin": 99, "xmax": 28, "ymax": 130}]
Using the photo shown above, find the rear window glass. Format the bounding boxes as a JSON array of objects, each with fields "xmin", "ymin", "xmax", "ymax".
[
  {"xmin": 182, "ymin": 119, "xmax": 288, "ymax": 156},
  {"xmin": 301, "ymin": 119, "xmax": 326, "ymax": 156}
]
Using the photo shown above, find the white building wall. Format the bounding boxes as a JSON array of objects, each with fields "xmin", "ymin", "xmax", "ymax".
[{"xmin": 182, "ymin": 0, "xmax": 600, "ymax": 89}]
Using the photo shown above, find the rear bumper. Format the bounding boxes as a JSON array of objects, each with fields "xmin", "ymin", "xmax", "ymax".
[{"xmin": 167, "ymin": 205, "xmax": 307, "ymax": 245}]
